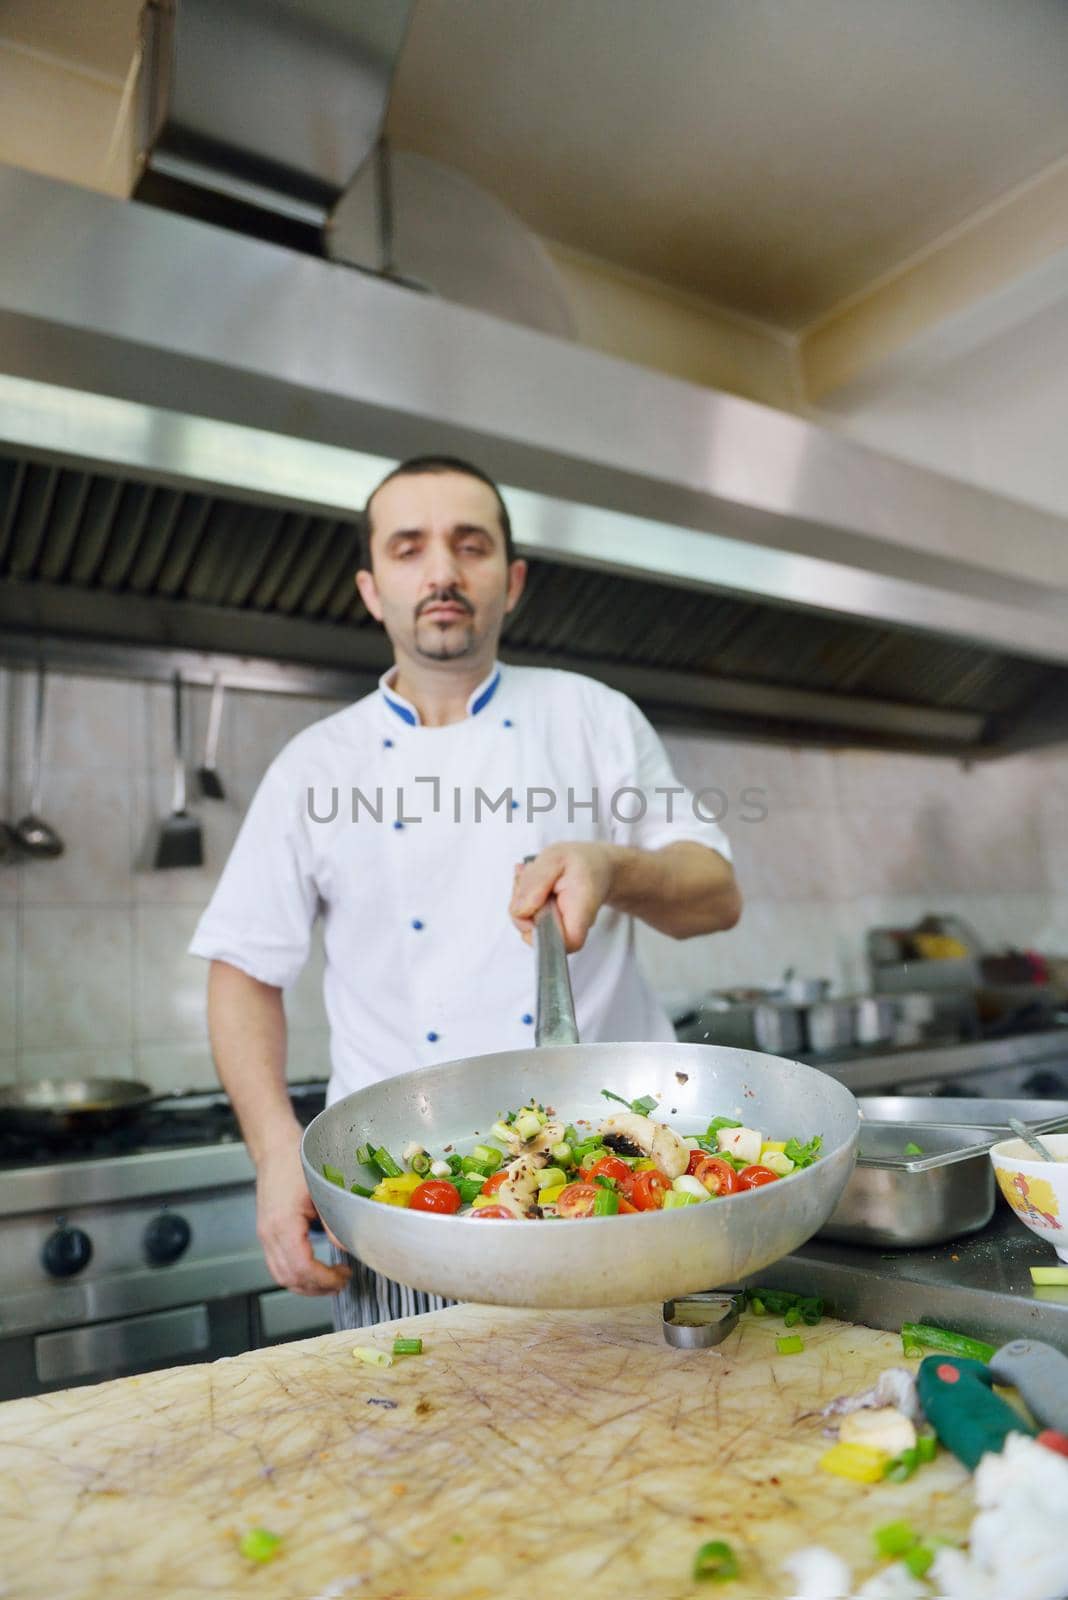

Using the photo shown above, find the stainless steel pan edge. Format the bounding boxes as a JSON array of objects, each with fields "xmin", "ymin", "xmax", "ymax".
[{"xmin": 302, "ymin": 1036, "xmax": 859, "ymax": 1309}]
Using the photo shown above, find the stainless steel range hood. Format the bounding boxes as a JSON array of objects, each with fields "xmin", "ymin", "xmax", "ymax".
[{"xmin": 1, "ymin": 166, "xmax": 1067, "ymax": 756}]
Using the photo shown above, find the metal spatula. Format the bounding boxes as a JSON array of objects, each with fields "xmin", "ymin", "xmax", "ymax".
[
  {"xmin": 196, "ymin": 676, "xmax": 227, "ymax": 800},
  {"xmin": 153, "ymin": 671, "xmax": 203, "ymax": 870}
]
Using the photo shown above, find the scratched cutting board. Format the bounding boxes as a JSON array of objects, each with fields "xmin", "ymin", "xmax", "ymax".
[{"xmin": 0, "ymin": 1304, "xmax": 976, "ymax": 1600}]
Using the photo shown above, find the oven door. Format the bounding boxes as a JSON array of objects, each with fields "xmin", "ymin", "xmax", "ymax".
[{"xmin": 0, "ymin": 1297, "xmax": 252, "ymax": 1400}]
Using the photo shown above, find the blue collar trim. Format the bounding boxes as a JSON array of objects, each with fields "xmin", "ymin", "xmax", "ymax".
[{"xmin": 378, "ymin": 663, "xmax": 502, "ymax": 726}]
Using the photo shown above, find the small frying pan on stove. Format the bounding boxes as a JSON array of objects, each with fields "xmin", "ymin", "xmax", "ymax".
[{"xmin": 0, "ymin": 1077, "xmax": 160, "ymax": 1142}]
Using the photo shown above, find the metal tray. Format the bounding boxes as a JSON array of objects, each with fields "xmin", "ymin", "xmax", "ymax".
[{"xmin": 817, "ymin": 1116, "xmax": 1066, "ymax": 1250}]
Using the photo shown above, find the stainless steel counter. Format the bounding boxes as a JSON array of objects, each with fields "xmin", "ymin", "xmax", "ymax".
[
  {"xmin": 809, "ymin": 1028, "xmax": 1068, "ymax": 1095},
  {"xmin": 750, "ymin": 1208, "xmax": 1068, "ymax": 1353}
]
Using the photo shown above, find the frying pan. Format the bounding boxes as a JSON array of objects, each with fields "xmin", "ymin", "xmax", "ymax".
[
  {"xmin": 0, "ymin": 1077, "xmax": 157, "ymax": 1141},
  {"xmin": 303, "ymin": 908, "xmax": 860, "ymax": 1308}
]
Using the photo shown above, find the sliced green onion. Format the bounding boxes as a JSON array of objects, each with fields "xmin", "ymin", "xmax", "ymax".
[
  {"xmin": 783, "ymin": 1306, "xmax": 802, "ymax": 1328},
  {"xmin": 536, "ymin": 1167, "xmax": 567, "ymax": 1191},
  {"xmin": 352, "ymin": 1345, "xmax": 394, "ymax": 1367},
  {"xmin": 1030, "ymin": 1266, "xmax": 1068, "ymax": 1286},
  {"xmin": 903, "ymin": 1142, "xmax": 924, "ymax": 1157},
  {"xmin": 593, "ymin": 1187, "xmax": 620, "ymax": 1216},
  {"xmin": 900, "ymin": 1322, "xmax": 995, "ymax": 1363},
  {"xmin": 372, "ymin": 1146, "xmax": 403, "ymax": 1180},
  {"xmin": 350, "ymin": 1182, "xmax": 375, "ymax": 1198},
  {"xmin": 491, "ymin": 1121, "xmax": 514, "ymax": 1144},
  {"xmin": 446, "ymin": 1153, "xmax": 464, "ymax": 1175},
  {"xmin": 513, "ymin": 1111, "xmax": 541, "ymax": 1141},
  {"xmin": 904, "ymin": 1544, "xmax": 935, "ymax": 1579},
  {"xmin": 873, "ymin": 1521, "xmax": 918, "ymax": 1559},
  {"xmin": 631, "ymin": 1094, "xmax": 659, "ymax": 1116},
  {"xmin": 903, "ymin": 1342, "xmax": 924, "ymax": 1359},
  {"xmin": 551, "ymin": 1141, "xmax": 573, "ymax": 1166},
  {"xmin": 471, "ymin": 1144, "xmax": 502, "ymax": 1169},
  {"xmin": 355, "ymin": 1142, "xmax": 375, "ymax": 1166},
  {"xmin": 456, "ymin": 1178, "xmax": 487, "ymax": 1205},
  {"xmin": 884, "ymin": 1447, "xmax": 919, "ymax": 1482},
  {"xmin": 916, "ymin": 1434, "xmax": 937, "ymax": 1463},
  {"xmin": 322, "ymin": 1163, "xmax": 346, "ymax": 1187},
  {"xmin": 693, "ymin": 1539, "xmax": 739, "ymax": 1582},
  {"xmin": 776, "ymin": 1335, "xmax": 804, "ymax": 1355},
  {"xmin": 663, "ymin": 1190, "xmax": 699, "ymax": 1209},
  {"xmin": 749, "ymin": 1297, "xmax": 767, "ymax": 1317},
  {"xmin": 409, "ymin": 1151, "xmax": 431, "ymax": 1176},
  {"xmin": 429, "ymin": 1159, "xmax": 452, "ymax": 1179},
  {"xmin": 239, "ymin": 1528, "xmax": 282, "ymax": 1563},
  {"xmin": 460, "ymin": 1155, "xmax": 494, "ymax": 1176},
  {"xmin": 393, "ymin": 1337, "xmax": 423, "ymax": 1356}
]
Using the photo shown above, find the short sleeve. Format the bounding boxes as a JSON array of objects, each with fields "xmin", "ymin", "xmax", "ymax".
[
  {"xmin": 188, "ymin": 761, "xmax": 319, "ymax": 988},
  {"xmin": 604, "ymin": 693, "xmax": 732, "ymax": 862}
]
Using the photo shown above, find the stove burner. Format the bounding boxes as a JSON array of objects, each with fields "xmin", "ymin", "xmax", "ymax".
[{"xmin": 0, "ymin": 1083, "xmax": 326, "ymax": 1170}]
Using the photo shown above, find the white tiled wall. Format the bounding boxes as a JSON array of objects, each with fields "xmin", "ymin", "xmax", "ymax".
[
  {"xmin": 0, "ymin": 669, "xmax": 335, "ymax": 1093},
  {"xmin": 1, "ymin": 668, "xmax": 1066, "ymax": 1089},
  {"xmin": 637, "ymin": 735, "xmax": 1068, "ymax": 1007}
]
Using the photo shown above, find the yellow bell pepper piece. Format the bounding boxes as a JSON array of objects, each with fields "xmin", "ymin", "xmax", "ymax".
[
  {"xmin": 472, "ymin": 1194, "xmax": 502, "ymax": 1209},
  {"xmin": 539, "ymin": 1184, "xmax": 566, "ymax": 1205},
  {"xmin": 819, "ymin": 1442, "xmax": 892, "ymax": 1483},
  {"xmin": 371, "ymin": 1173, "xmax": 423, "ymax": 1206},
  {"xmin": 761, "ymin": 1141, "xmax": 786, "ymax": 1156},
  {"xmin": 633, "ymin": 1158, "xmax": 658, "ymax": 1171}
]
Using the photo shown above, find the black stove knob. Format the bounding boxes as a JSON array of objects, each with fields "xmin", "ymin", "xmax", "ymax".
[
  {"xmin": 144, "ymin": 1212, "xmax": 192, "ymax": 1266},
  {"xmin": 42, "ymin": 1225, "xmax": 92, "ymax": 1279}
]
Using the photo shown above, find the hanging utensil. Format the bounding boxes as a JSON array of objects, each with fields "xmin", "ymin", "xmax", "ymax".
[
  {"xmin": 1, "ymin": 668, "xmax": 24, "ymax": 865},
  {"xmin": 196, "ymin": 675, "xmax": 227, "ymax": 800},
  {"xmin": 153, "ymin": 671, "xmax": 203, "ymax": 869},
  {"xmin": 13, "ymin": 664, "xmax": 64, "ymax": 859}
]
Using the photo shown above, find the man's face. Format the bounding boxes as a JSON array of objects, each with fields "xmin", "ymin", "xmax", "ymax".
[{"xmin": 356, "ymin": 472, "xmax": 526, "ymax": 663}]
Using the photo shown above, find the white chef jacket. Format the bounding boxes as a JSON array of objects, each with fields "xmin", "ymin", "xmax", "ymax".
[{"xmin": 189, "ymin": 662, "xmax": 731, "ymax": 1104}]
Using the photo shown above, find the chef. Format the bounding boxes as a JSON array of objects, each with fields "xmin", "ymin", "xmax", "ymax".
[{"xmin": 190, "ymin": 455, "xmax": 742, "ymax": 1328}]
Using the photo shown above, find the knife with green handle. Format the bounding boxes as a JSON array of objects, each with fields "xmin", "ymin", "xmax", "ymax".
[{"xmin": 918, "ymin": 1340, "xmax": 1068, "ymax": 1471}]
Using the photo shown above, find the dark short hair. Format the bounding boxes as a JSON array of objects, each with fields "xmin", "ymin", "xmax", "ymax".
[{"xmin": 359, "ymin": 455, "xmax": 515, "ymax": 569}]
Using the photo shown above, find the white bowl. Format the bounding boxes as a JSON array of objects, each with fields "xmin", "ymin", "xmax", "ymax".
[{"xmin": 989, "ymin": 1133, "xmax": 1068, "ymax": 1263}]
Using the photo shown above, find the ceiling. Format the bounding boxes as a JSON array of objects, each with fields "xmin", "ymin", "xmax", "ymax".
[{"xmin": 2, "ymin": 0, "xmax": 1068, "ymax": 341}]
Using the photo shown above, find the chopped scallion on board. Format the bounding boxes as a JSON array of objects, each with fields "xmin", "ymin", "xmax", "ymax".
[
  {"xmin": 693, "ymin": 1540, "xmax": 739, "ymax": 1582},
  {"xmin": 899, "ymin": 1321, "xmax": 994, "ymax": 1363},
  {"xmin": 392, "ymin": 1338, "xmax": 423, "ymax": 1356},
  {"xmin": 352, "ymin": 1346, "xmax": 394, "ymax": 1368},
  {"xmin": 1030, "ymin": 1265, "xmax": 1068, "ymax": 1286},
  {"xmin": 776, "ymin": 1334, "xmax": 804, "ymax": 1355},
  {"xmin": 239, "ymin": 1528, "xmax": 282, "ymax": 1563}
]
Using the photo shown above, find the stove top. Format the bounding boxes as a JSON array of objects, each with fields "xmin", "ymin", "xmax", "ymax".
[{"xmin": 0, "ymin": 1083, "xmax": 326, "ymax": 1173}]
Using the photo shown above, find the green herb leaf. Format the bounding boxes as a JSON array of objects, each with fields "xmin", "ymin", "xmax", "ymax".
[
  {"xmin": 783, "ymin": 1135, "xmax": 823, "ymax": 1169},
  {"xmin": 903, "ymin": 1141, "xmax": 924, "ymax": 1157},
  {"xmin": 706, "ymin": 1115, "xmax": 742, "ymax": 1135}
]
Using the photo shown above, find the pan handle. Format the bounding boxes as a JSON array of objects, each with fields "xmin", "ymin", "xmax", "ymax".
[{"xmin": 524, "ymin": 855, "xmax": 580, "ymax": 1048}]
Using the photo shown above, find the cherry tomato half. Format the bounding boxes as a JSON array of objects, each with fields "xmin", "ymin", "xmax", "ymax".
[
  {"xmin": 629, "ymin": 1169, "xmax": 668, "ymax": 1211},
  {"xmin": 555, "ymin": 1182, "xmax": 599, "ymax": 1219},
  {"xmin": 585, "ymin": 1155, "xmax": 635, "ymax": 1195},
  {"xmin": 469, "ymin": 1204, "xmax": 515, "ymax": 1219},
  {"xmin": 481, "ymin": 1170, "xmax": 510, "ymax": 1195},
  {"xmin": 736, "ymin": 1164, "xmax": 779, "ymax": 1189},
  {"xmin": 692, "ymin": 1155, "xmax": 741, "ymax": 1196},
  {"xmin": 408, "ymin": 1180, "xmax": 462, "ymax": 1214},
  {"xmin": 686, "ymin": 1148, "xmax": 705, "ymax": 1176}
]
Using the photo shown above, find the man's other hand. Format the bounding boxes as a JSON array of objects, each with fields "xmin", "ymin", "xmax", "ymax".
[{"xmin": 255, "ymin": 1130, "xmax": 352, "ymax": 1296}]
